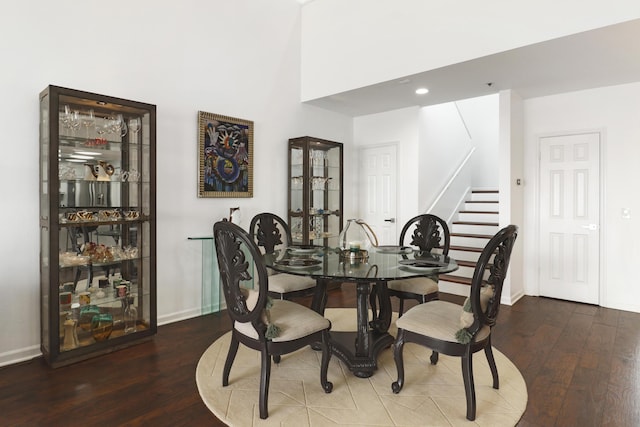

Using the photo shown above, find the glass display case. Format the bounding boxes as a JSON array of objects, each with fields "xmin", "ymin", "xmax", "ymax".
[
  {"xmin": 288, "ymin": 136, "xmax": 343, "ymax": 246},
  {"xmin": 39, "ymin": 85, "xmax": 156, "ymax": 367}
]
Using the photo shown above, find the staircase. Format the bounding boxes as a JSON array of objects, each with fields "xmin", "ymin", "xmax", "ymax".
[{"xmin": 439, "ymin": 189, "xmax": 500, "ymax": 297}]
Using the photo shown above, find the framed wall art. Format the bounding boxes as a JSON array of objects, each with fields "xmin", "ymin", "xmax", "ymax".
[{"xmin": 198, "ymin": 111, "xmax": 253, "ymax": 198}]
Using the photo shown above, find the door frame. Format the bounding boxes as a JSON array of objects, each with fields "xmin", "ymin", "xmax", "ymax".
[
  {"xmin": 534, "ymin": 128, "xmax": 606, "ymax": 305},
  {"xmin": 357, "ymin": 142, "xmax": 400, "ymax": 245}
]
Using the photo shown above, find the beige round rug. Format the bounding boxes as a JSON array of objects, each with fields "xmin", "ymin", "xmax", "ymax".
[{"xmin": 196, "ymin": 308, "xmax": 527, "ymax": 426}]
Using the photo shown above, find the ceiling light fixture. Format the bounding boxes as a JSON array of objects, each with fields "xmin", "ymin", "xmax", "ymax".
[{"xmin": 415, "ymin": 87, "xmax": 429, "ymax": 95}]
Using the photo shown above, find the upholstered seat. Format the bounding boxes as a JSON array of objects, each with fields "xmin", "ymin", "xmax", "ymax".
[
  {"xmin": 266, "ymin": 272, "xmax": 316, "ymax": 295},
  {"xmin": 234, "ymin": 298, "xmax": 330, "ymax": 342},
  {"xmin": 391, "ymin": 225, "xmax": 518, "ymax": 421},
  {"xmin": 396, "ymin": 300, "xmax": 490, "ymax": 344},
  {"xmin": 213, "ymin": 220, "xmax": 333, "ymax": 419}
]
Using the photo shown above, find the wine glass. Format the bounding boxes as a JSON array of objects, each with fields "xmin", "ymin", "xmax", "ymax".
[
  {"xmin": 129, "ymin": 117, "xmax": 141, "ymax": 134},
  {"xmin": 128, "ymin": 117, "xmax": 141, "ymax": 144},
  {"xmin": 81, "ymin": 109, "xmax": 95, "ymax": 138},
  {"xmin": 68, "ymin": 110, "xmax": 81, "ymax": 134},
  {"xmin": 118, "ymin": 114, "xmax": 128, "ymax": 137}
]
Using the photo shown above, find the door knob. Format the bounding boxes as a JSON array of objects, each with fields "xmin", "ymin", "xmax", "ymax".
[
  {"xmin": 384, "ymin": 218, "xmax": 396, "ymax": 223},
  {"xmin": 581, "ymin": 224, "xmax": 598, "ymax": 231}
]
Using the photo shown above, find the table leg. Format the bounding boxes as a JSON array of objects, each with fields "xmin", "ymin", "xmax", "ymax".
[
  {"xmin": 369, "ymin": 280, "xmax": 392, "ymax": 333},
  {"xmin": 355, "ymin": 281, "xmax": 371, "ymax": 357}
]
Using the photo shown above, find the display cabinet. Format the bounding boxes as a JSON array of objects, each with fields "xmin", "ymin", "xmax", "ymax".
[
  {"xmin": 288, "ymin": 136, "xmax": 343, "ymax": 246},
  {"xmin": 39, "ymin": 85, "xmax": 156, "ymax": 367}
]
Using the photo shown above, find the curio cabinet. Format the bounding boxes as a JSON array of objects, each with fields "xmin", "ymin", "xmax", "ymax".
[
  {"xmin": 39, "ymin": 85, "xmax": 156, "ymax": 367},
  {"xmin": 288, "ymin": 136, "xmax": 343, "ymax": 247}
]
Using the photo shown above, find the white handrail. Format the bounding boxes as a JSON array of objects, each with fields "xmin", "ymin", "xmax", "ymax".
[{"xmin": 425, "ymin": 147, "xmax": 476, "ymax": 214}]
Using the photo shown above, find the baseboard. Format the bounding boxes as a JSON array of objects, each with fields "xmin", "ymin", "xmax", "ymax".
[
  {"xmin": 501, "ymin": 289, "xmax": 525, "ymax": 306},
  {"xmin": 0, "ymin": 345, "xmax": 41, "ymax": 368},
  {"xmin": 158, "ymin": 307, "xmax": 205, "ymax": 326}
]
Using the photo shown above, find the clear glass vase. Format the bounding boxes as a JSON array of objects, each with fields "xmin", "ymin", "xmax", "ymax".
[
  {"xmin": 124, "ymin": 295, "xmax": 138, "ymax": 334},
  {"xmin": 338, "ymin": 219, "xmax": 378, "ymax": 256}
]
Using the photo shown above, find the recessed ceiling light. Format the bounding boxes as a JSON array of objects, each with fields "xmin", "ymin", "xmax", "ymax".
[{"xmin": 415, "ymin": 88, "xmax": 429, "ymax": 95}]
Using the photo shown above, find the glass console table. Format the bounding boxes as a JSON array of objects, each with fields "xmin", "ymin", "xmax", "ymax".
[{"xmin": 187, "ymin": 236, "xmax": 222, "ymax": 314}]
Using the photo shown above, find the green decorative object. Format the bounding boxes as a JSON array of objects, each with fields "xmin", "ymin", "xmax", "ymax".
[{"xmin": 91, "ymin": 313, "xmax": 114, "ymax": 341}]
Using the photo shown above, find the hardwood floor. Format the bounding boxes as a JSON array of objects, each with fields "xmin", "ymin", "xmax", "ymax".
[{"xmin": 1, "ymin": 287, "xmax": 639, "ymax": 426}]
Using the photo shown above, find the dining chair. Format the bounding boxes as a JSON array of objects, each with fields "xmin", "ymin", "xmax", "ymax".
[
  {"xmin": 390, "ymin": 225, "xmax": 518, "ymax": 421},
  {"xmin": 249, "ymin": 212, "xmax": 317, "ymax": 300},
  {"xmin": 213, "ymin": 220, "xmax": 333, "ymax": 419},
  {"xmin": 388, "ymin": 214, "xmax": 451, "ymax": 315}
]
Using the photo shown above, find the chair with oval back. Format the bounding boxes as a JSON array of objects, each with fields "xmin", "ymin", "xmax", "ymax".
[
  {"xmin": 388, "ymin": 214, "xmax": 451, "ymax": 315},
  {"xmin": 249, "ymin": 212, "xmax": 318, "ymax": 300},
  {"xmin": 214, "ymin": 220, "xmax": 333, "ymax": 419},
  {"xmin": 391, "ymin": 225, "xmax": 518, "ymax": 421}
]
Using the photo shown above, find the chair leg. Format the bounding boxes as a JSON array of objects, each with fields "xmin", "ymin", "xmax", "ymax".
[
  {"xmin": 398, "ymin": 298, "xmax": 405, "ymax": 317},
  {"xmin": 320, "ymin": 330, "xmax": 333, "ymax": 393},
  {"xmin": 430, "ymin": 350, "xmax": 439, "ymax": 365},
  {"xmin": 259, "ymin": 348, "xmax": 272, "ymax": 419},
  {"xmin": 222, "ymin": 334, "xmax": 240, "ymax": 387},
  {"xmin": 461, "ymin": 351, "xmax": 476, "ymax": 421},
  {"xmin": 273, "ymin": 354, "xmax": 281, "ymax": 364},
  {"xmin": 484, "ymin": 343, "xmax": 499, "ymax": 389},
  {"xmin": 391, "ymin": 330, "xmax": 406, "ymax": 393}
]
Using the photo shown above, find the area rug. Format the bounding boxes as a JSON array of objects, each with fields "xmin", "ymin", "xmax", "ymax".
[{"xmin": 196, "ymin": 308, "xmax": 527, "ymax": 426}]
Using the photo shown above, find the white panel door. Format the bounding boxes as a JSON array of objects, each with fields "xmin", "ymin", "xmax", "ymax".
[
  {"xmin": 358, "ymin": 144, "xmax": 397, "ymax": 246},
  {"xmin": 539, "ymin": 132, "xmax": 600, "ymax": 304}
]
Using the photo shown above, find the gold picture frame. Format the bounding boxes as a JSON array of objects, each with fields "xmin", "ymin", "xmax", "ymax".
[{"xmin": 198, "ymin": 111, "xmax": 253, "ymax": 198}]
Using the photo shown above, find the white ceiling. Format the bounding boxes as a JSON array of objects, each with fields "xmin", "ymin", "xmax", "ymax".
[{"xmin": 304, "ymin": 19, "xmax": 640, "ymax": 117}]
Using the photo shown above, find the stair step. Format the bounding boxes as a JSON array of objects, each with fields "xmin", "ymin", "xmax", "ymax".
[
  {"xmin": 470, "ymin": 190, "xmax": 499, "ymax": 202},
  {"xmin": 457, "ymin": 211, "xmax": 499, "ymax": 222},
  {"xmin": 455, "ymin": 260, "xmax": 477, "ymax": 268},
  {"xmin": 451, "ymin": 235, "xmax": 492, "ymax": 248},
  {"xmin": 439, "ymin": 274, "xmax": 471, "ymax": 286},
  {"xmin": 451, "ymin": 221, "xmax": 500, "ymax": 235},
  {"xmin": 448, "ymin": 245, "xmax": 483, "ymax": 262},
  {"xmin": 449, "ymin": 245, "xmax": 484, "ymax": 252},
  {"xmin": 451, "ymin": 233, "xmax": 493, "ymax": 239},
  {"xmin": 459, "ymin": 210, "xmax": 499, "ymax": 214},
  {"xmin": 453, "ymin": 221, "xmax": 499, "ymax": 226},
  {"xmin": 464, "ymin": 201, "xmax": 499, "ymax": 211}
]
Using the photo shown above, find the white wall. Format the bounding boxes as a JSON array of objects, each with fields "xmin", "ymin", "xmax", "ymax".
[
  {"xmin": 352, "ymin": 107, "xmax": 420, "ymax": 231},
  {"xmin": 523, "ymin": 82, "xmax": 640, "ymax": 313},
  {"xmin": 418, "ymin": 95, "xmax": 499, "ymax": 215},
  {"xmin": 352, "ymin": 96, "xmax": 499, "ymax": 232},
  {"xmin": 499, "ymin": 90, "xmax": 525, "ymax": 304},
  {"xmin": 0, "ymin": 0, "xmax": 352, "ymax": 366},
  {"xmin": 301, "ymin": 0, "xmax": 640, "ymax": 101}
]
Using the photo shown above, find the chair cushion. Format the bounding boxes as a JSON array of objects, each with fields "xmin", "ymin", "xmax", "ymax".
[
  {"xmin": 267, "ymin": 273, "xmax": 316, "ymax": 294},
  {"xmin": 235, "ymin": 299, "xmax": 330, "ymax": 342},
  {"xmin": 387, "ymin": 276, "xmax": 438, "ymax": 295},
  {"xmin": 396, "ymin": 300, "xmax": 490, "ymax": 344}
]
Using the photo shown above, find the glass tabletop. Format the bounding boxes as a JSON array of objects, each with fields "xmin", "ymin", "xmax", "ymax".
[{"xmin": 263, "ymin": 246, "xmax": 458, "ymax": 281}]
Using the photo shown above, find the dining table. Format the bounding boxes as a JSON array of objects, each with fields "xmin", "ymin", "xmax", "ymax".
[{"xmin": 263, "ymin": 245, "xmax": 458, "ymax": 378}]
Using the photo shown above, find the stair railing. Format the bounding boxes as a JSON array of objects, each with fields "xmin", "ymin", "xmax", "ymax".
[{"xmin": 425, "ymin": 147, "xmax": 476, "ymax": 222}]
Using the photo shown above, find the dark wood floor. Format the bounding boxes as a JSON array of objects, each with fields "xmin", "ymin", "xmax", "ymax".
[{"xmin": 2, "ymin": 287, "xmax": 639, "ymax": 426}]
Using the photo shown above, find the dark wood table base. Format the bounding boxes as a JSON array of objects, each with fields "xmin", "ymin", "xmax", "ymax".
[
  {"xmin": 312, "ymin": 278, "xmax": 394, "ymax": 378},
  {"xmin": 330, "ymin": 330, "xmax": 394, "ymax": 378}
]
